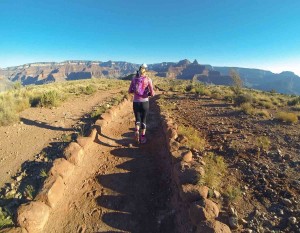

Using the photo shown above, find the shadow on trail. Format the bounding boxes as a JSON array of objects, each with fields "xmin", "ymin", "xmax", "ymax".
[
  {"xmin": 20, "ymin": 117, "xmax": 73, "ymax": 131},
  {"xmin": 95, "ymin": 97, "xmax": 175, "ymax": 233}
]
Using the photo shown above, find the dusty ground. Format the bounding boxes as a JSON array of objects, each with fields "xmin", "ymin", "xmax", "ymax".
[
  {"xmin": 164, "ymin": 92, "xmax": 300, "ymax": 232},
  {"xmin": 0, "ymin": 89, "xmax": 123, "ymax": 188}
]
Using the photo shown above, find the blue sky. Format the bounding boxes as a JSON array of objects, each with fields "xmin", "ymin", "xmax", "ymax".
[{"xmin": 1, "ymin": 0, "xmax": 300, "ymax": 75}]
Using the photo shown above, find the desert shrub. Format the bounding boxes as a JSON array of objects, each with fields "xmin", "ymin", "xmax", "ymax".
[
  {"xmin": 223, "ymin": 185, "xmax": 242, "ymax": 203},
  {"xmin": 200, "ymin": 152, "xmax": 227, "ymax": 188},
  {"xmin": 194, "ymin": 86, "xmax": 211, "ymax": 96},
  {"xmin": 83, "ymin": 84, "xmax": 97, "ymax": 95},
  {"xmin": 256, "ymin": 109, "xmax": 270, "ymax": 118},
  {"xmin": 258, "ymin": 100, "xmax": 273, "ymax": 109},
  {"xmin": 38, "ymin": 90, "xmax": 64, "ymax": 107},
  {"xmin": 0, "ymin": 107, "xmax": 19, "ymax": 126},
  {"xmin": 234, "ymin": 93, "xmax": 252, "ymax": 106},
  {"xmin": 287, "ymin": 97, "xmax": 300, "ymax": 106},
  {"xmin": 275, "ymin": 111, "xmax": 298, "ymax": 124},
  {"xmin": 24, "ymin": 185, "xmax": 35, "ymax": 200},
  {"xmin": 0, "ymin": 95, "xmax": 21, "ymax": 126},
  {"xmin": 178, "ymin": 125, "xmax": 205, "ymax": 151},
  {"xmin": 211, "ymin": 90, "xmax": 222, "ymax": 100},
  {"xmin": 224, "ymin": 95, "xmax": 234, "ymax": 103},
  {"xmin": 255, "ymin": 136, "xmax": 271, "ymax": 152},
  {"xmin": 185, "ymin": 84, "xmax": 193, "ymax": 92},
  {"xmin": 0, "ymin": 207, "xmax": 13, "ymax": 229},
  {"xmin": 91, "ymin": 105, "xmax": 108, "ymax": 119},
  {"xmin": 240, "ymin": 103, "xmax": 255, "ymax": 115},
  {"xmin": 40, "ymin": 169, "xmax": 48, "ymax": 178},
  {"xmin": 230, "ymin": 69, "xmax": 243, "ymax": 95},
  {"xmin": 290, "ymin": 105, "xmax": 300, "ymax": 111}
]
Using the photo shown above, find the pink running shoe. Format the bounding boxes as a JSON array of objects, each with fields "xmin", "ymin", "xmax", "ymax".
[{"xmin": 140, "ymin": 135, "xmax": 147, "ymax": 144}]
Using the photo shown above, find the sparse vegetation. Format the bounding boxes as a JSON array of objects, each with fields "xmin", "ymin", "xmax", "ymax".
[
  {"xmin": 230, "ymin": 69, "xmax": 243, "ymax": 95},
  {"xmin": 275, "ymin": 111, "xmax": 298, "ymax": 124},
  {"xmin": 255, "ymin": 136, "xmax": 271, "ymax": 152},
  {"xmin": 40, "ymin": 169, "xmax": 48, "ymax": 178},
  {"xmin": 200, "ymin": 152, "xmax": 227, "ymax": 189},
  {"xmin": 177, "ymin": 125, "xmax": 206, "ymax": 151},
  {"xmin": 0, "ymin": 207, "xmax": 13, "ymax": 229},
  {"xmin": 223, "ymin": 185, "xmax": 242, "ymax": 203},
  {"xmin": 234, "ymin": 93, "xmax": 252, "ymax": 106},
  {"xmin": 0, "ymin": 78, "xmax": 128, "ymax": 126},
  {"xmin": 24, "ymin": 185, "xmax": 35, "ymax": 200}
]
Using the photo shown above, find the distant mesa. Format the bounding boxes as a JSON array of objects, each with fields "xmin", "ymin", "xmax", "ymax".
[{"xmin": 0, "ymin": 59, "xmax": 300, "ymax": 95}]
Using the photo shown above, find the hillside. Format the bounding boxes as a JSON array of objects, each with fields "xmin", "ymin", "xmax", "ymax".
[
  {"xmin": 0, "ymin": 78, "xmax": 299, "ymax": 232},
  {"xmin": 1, "ymin": 59, "xmax": 300, "ymax": 95}
]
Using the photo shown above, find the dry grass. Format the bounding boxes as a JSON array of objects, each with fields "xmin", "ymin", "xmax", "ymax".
[
  {"xmin": 200, "ymin": 152, "xmax": 227, "ymax": 189},
  {"xmin": 177, "ymin": 124, "xmax": 206, "ymax": 151},
  {"xmin": 223, "ymin": 185, "xmax": 242, "ymax": 203},
  {"xmin": 275, "ymin": 111, "xmax": 298, "ymax": 124},
  {"xmin": 0, "ymin": 78, "xmax": 128, "ymax": 126}
]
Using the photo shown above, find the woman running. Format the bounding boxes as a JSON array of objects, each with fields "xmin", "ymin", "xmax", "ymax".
[{"xmin": 128, "ymin": 63, "xmax": 155, "ymax": 143}]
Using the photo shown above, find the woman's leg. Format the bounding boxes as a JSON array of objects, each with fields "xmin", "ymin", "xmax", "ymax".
[
  {"xmin": 140, "ymin": 101, "xmax": 149, "ymax": 136},
  {"xmin": 133, "ymin": 102, "xmax": 141, "ymax": 131}
]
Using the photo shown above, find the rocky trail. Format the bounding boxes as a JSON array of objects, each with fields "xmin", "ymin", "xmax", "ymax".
[{"xmin": 41, "ymin": 97, "xmax": 174, "ymax": 233}]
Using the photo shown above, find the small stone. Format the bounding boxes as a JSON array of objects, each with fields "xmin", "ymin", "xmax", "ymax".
[
  {"xmin": 282, "ymin": 198, "xmax": 293, "ymax": 207},
  {"xmin": 288, "ymin": 216, "xmax": 297, "ymax": 224},
  {"xmin": 213, "ymin": 190, "xmax": 221, "ymax": 199},
  {"xmin": 182, "ymin": 151, "xmax": 193, "ymax": 162}
]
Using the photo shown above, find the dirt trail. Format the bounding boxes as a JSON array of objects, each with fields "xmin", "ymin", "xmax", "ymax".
[
  {"xmin": 0, "ymin": 89, "xmax": 123, "ymax": 188},
  {"xmin": 43, "ymin": 98, "xmax": 174, "ymax": 233}
]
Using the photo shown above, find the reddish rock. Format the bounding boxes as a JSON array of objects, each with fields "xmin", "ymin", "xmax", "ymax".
[
  {"xmin": 169, "ymin": 139, "xmax": 180, "ymax": 152},
  {"xmin": 189, "ymin": 199, "xmax": 220, "ymax": 224},
  {"xmin": 173, "ymin": 161, "xmax": 203, "ymax": 185},
  {"xmin": 64, "ymin": 142, "xmax": 84, "ymax": 165},
  {"xmin": 179, "ymin": 184, "xmax": 208, "ymax": 202},
  {"xmin": 50, "ymin": 158, "xmax": 75, "ymax": 180},
  {"xmin": 36, "ymin": 176, "xmax": 65, "ymax": 208},
  {"xmin": 17, "ymin": 201, "xmax": 50, "ymax": 233},
  {"xmin": 168, "ymin": 128, "xmax": 178, "ymax": 140},
  {"xmin": 77, "ymin": 129, "xmax": 96, "ymax": 150},
  {"xmin": 196, "ymin": 220, "xmax": 231, "ymax": 233}
]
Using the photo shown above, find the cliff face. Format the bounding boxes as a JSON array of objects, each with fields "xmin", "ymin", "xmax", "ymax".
[
  {"xmin": 1, "ymin": 59, "xmax": 300, "ymax": 95},
  {"xmin": 0, "ymin": 61, "xmax": 139, "ymax": 86}
]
